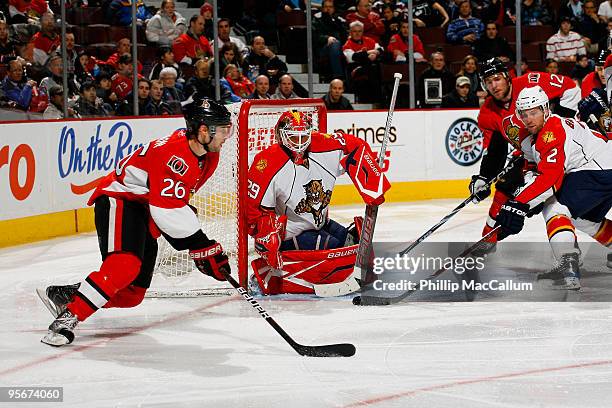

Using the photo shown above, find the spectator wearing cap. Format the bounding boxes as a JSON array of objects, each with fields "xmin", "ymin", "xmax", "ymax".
[
  {"xmin": 2, "ymin": 59, "xmax": 36, "ymax": 110},
  {"xmin": 446, "ymin": 1, "xmax": 484, "ymax": 45},
  {"xmin": 581, "ymin": 49, "xmax": 609, "ymax": 97},
  {"xmin": 546, "ymin": 16, "xmax": 586, "ymax": 62},
  {"xmin": 74, "ymin": 81, "xmax": 109, "ymax": 117},
  {"xmin": 199, "ymin": 3, "xmax": 214, "ymax": 40},
  {"xmin": 104, "ymin": 38, "xmax": 143, "ymax": 73},
  {"xmin": 571, "ymin": 54, "xmax": 594, "ymax": 83},
  {"xmin": 32, "ymin": 12, "xmax": 60, "ymax": 65},
  {"xmin": 441, "ymin": 76, "xmax": 479, "ymax": 107},
  {"xmin": 111, "ymin": 54, "xmax": 141, "ymax": 101},
  {"xmin": 146, "ymin": 0, "xmax": 186, "ymax": 46},
  {"xmin": 43, "ymin": 85, "xmax": 75, "ymax": 119},
  {"xmin": 149, "ymin": 46, "xmax": 182, "ymax": 82},
  {"xmin": 473, "ymin": 22, "xmax": 514, "ymax": 63},
  {"xmin": 216, "ymin": 18, "xmax": 247, "ymax": 56},
  {"xmin": 173, "ymin": 15, "xmax": 213, "ymax": 65},
  {"xmin": 323, "ymin": 79, "xmax": 354, "ymax": 110},
  {"xmin": 387, "ymin": 20, "xmax": 426, "ymax": 62},
  {"xmin": 346, "ymin": 0, "xmax": 385, "ymax": 43},
  {"xmin": 182, "ymin": 59, "xmax": 215, "ymax": 100},
  {"xmin": 248, "ymin": 75, "xmax": 271, "ymax": 99}
]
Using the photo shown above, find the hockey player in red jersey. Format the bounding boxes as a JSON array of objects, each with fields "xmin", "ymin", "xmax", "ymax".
[
  {"xmin": 495, "ymin": 86, "xmax": 612, "ymax": 290},
  {"xmin": 37, "ymin": 98, "xmax": 233, "ymax": 346},
  {"xmin": 470, "ymin": 57, "xmax": 581, "ymax": 252},
  {"xmin": 246, "ymin": 110, "xmax": 390, "ymax": 295}
]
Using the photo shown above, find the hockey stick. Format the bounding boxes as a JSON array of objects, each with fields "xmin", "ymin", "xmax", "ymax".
[
  {"xmin": 222, "ymin": 270, "xmax": 356, "ymax": 357},
  {"xmin": 353, "ymin": 224, "xmax": 502, "ymax": 306},
  {"xmin": 396, "ymin": 153, "xmax": 524, "ymax": 258},
  {"xmin": 313, "ymin": 72, "xmax": 403, "ymax": 297}
]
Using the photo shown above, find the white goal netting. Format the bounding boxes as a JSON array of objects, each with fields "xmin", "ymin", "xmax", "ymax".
[{"xmin": 148, "ymin": 99, "xmax": 327, "ymax": 297}]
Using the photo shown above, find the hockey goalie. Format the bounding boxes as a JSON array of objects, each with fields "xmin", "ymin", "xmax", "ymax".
[{"xmin": 246, "ymin": 110, "xmax": 390, "ymax": 295}]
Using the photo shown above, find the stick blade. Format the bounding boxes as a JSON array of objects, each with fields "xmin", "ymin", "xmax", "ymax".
[
  {"xmin": 295, "ymin": 343, "xmax": 356, "ymax": 357},
  {"xmin": 352, "ymin": 295, "xmax": 393, "ymax": 306}
]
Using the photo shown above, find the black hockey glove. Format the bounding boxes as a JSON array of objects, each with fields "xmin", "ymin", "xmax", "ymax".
[
  {"xmin": 578, "ymin": 88, "xmax": 610, "ymax": 133},
  {"xmin": 189, "ymin": 241, "xmax": 230, "ymax": 281},
  {"xmin": 495, "ymin": 200, "xmax": 529, "ymax": 241},
  {"xmin": 469, "ymin": 174, "xmax": 491, "ymax": 204}
]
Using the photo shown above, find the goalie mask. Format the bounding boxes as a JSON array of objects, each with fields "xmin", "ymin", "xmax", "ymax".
[{"xmin": 275, "ymin": 110, "xmax": 313, "ymax": 156}]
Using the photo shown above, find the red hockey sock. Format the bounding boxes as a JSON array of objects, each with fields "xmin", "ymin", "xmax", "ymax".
[
  {"xmin": 594, "ymin": 219, "xmax": 612, "ymax": 247},
  {"xmin": 482, "ymin": 190, "xmax": 510, "ymax": 243},
  {"xmin": 68, "ymin": 252, "xmax": 142, "ymax": 321},
  {"xmin": 103, "ymin": 285, "xmax": 147, "ymax": 309}
]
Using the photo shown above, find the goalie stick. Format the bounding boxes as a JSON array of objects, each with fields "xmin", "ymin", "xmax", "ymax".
[
  {"xmin": 222, "ymin": 269, "xmax": 356, "ymax": 357},
  {"xmin": 312, "ymin": 72, "xmax": 403, "ymax": 297}
]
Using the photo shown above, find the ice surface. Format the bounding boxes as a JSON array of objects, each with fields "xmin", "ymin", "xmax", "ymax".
[{"xmin": 2, "ymin": 199, "xmax": 612, "ymax": 407}]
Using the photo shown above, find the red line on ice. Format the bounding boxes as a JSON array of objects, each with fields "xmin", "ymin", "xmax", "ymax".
[
  {"xmin": 0, "ymin": 297, "xmax": 234, "ymax": 378},
  {"xmin": 342, "ymin": 359, "xmax": 612, "ymax": 407}
]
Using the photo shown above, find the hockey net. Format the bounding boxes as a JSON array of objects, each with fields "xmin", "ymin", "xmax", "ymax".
[{"xmin": 148, "ymin": 99, "xmax": 327, "ymax": 297}]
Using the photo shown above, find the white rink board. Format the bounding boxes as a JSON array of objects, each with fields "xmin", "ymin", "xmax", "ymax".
[{"xmin": 1, "ymin": 109, "xmax": 480, "ymax": 221}]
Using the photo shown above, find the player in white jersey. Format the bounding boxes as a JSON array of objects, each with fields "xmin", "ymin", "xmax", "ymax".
[
  {"xmin": 246, "ymin": 110, "xmax": 390, "ymax": 295},
  {"xmin": 495, "ymin": 86, "xmax": 612, "ymax": 290}
]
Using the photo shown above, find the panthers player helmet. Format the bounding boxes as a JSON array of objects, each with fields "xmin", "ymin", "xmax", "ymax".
[{"xmin": 275, "ymin": 110, "xmax": 313, "ymax": 155}]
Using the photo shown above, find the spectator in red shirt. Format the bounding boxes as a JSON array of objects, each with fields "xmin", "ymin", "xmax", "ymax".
[
  {"xmin": 8, "ymin": 0, "xmax": 50, "ymax": 24},
  {"xmin": 173, "ymin": 15, "xmax": 212, "ymax": 65},
  {"xmin": 343, "ymin": 20, "xmax": 383, "ymax": 103},
  {"xmin": 224, "ymin": 63, "xmax": 255, "ymax": 98},
  {"xmin": 32, "ymin": 12, "xmax": 59, "ymax": 65},
  {"xmin": 111, "ymin": 55, "xmax": 141, "ymax": 101},
  {"xmin": 104, "ymin": 38, "xmax": 143, "ymax": 73},
  {"xmin": 581, "ymin": 49, "xmax": 609, "ymax": 97},
  {"xmin": 387, "ymin": 20, "xmax": 426, "ymax": 62},
  {"xmin": 346, "ymin": 0, "xmax": 385, "ymax": 43}
]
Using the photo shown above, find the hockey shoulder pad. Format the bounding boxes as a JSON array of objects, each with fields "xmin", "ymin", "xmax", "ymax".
[
  {"xmin": 341, "ymin": 144, "xmax": 390, "ymax": 205},
  {"xmin": 251, "ymin": 245, "xmax": 358, "ymax": 295}
]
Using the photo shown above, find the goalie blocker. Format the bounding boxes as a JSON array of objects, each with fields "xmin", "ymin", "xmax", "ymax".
[{"xmin": 247, "ymin": 110, "xmax": 389, "ymax": 295}]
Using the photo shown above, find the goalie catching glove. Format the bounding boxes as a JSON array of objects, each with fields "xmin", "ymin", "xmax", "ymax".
[
  {"xmin": 254, "ymin": 213, "xmax": 287, "ymax": 269},
  {"xmin": 189, "ymin": 240, "xmax": 230, "ymax": 281}
]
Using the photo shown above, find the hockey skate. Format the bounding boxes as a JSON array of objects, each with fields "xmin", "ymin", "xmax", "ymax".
[
  {"xmin": 36, "ymin": 283, "xmax": 80, "ymax": 318},
  {"xmin": 547, "ymin": 253, "xmax": 581, "ymax": 290},
  {"xmin": 41, "ymin": 309, "xmax": 78, "ymax": 347}
]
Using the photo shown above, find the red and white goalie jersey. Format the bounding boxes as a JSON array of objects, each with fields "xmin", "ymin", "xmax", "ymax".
[
  {"xmin": 479, "ymin": 72, "xmax": 581, "ymax": 149},
  {"xmin": 247, "ymin": 131, "xmax": 386, "ymax": 239},
  {"xmin": 88, "ymin": 128, "xmax": 219, "ymax": 240},
  {"xmin": 515, "ymin": 115, "xmax": 612, "ymax": 207}
]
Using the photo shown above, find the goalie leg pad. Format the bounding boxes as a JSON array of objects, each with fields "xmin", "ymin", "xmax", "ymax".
[
  {"xmin": 251, "ymin": 245, "xmax": 359, "ymax": 295},
  {"xmin": 280, "ymin": 224, "xmax": 348, "ymax": 251},
  {"xmin": 67, "ymin": 252, "xmax": 142, "ymax": 321}
]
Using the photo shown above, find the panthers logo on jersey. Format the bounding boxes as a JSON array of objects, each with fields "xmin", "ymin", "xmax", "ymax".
[{"xmin": 295, "ymin": 179, "xmax": 332, "ymax": 227}]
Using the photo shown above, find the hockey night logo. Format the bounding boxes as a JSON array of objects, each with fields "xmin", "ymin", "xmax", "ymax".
[{"xmin": 445, "ymin": 118, "xmax": 484, "ymax": 166}]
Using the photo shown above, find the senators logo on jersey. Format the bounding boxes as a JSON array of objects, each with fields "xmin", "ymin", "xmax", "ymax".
[
  {"xmin": 502, "ymin": 115, "xmax": 525, "ymax": 148},
  {"xmin": 167, "ymin": 155, "xmax": 189, "ymax": 176},
  {"xmin": 295, "ymin": 179, "xmax": 332, "ymax": 227}
]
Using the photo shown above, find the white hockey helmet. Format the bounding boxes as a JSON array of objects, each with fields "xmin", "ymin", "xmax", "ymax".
[{"xmin": 515, "ymin": 85, "xmax": 551, "ymax": 122}]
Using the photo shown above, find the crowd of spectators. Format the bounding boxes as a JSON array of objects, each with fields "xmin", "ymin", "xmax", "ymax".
[{"xmin": 1, "ymin": 0, "xmax": 612, "ymax": 118}]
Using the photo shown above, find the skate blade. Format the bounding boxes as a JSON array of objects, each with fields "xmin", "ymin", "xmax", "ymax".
[
  {"xmin": 36, "ymin": 288, "xmax": 60, "ymax": 318},
  {"xmin": 41, "ymin": 330, "xmax": 72, "ymax": 347},
  {"xmin": 552, "ymin": 278, "xmax": 581, "ymax": 291}
]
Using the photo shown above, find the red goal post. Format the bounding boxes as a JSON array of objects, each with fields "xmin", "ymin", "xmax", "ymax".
[{"xmin": 150, "ymin": 98, "xmax": 327, "ymax": 297}]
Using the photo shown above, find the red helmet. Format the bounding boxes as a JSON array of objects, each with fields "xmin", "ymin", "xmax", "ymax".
[{"xmin": 275, "ymin": 110, "xmax": 312, "ymax": 154}]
